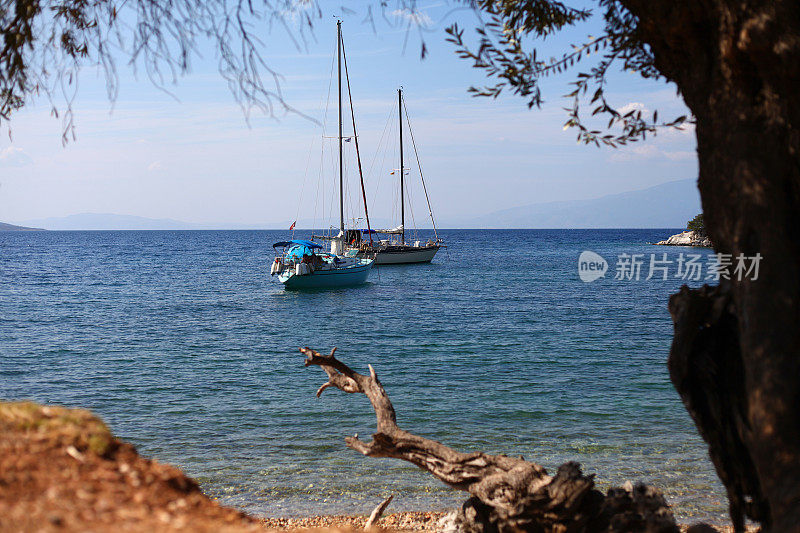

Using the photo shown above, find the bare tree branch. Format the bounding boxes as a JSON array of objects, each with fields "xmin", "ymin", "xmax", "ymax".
[{"xmin": 0, "ymin": 1, "xmax": 437, "ymax": 140}]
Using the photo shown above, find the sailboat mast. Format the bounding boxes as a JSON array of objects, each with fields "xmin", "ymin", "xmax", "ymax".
[
  {"xmin": 337, "ymin": 20, "xmax": 344, "ymax": 234},
  {"xmin": 399, "ymin": 88, "xmax": 405, "ymax": 245}
]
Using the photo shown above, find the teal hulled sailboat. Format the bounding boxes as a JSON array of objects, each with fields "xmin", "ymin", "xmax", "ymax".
[
  {"xmin": 270, "ymin": 21, "xmax": 373, "ymax": 289},
  {"xmin": 271, "ymin": 240, "xmax": 371, "ymax": 289}
]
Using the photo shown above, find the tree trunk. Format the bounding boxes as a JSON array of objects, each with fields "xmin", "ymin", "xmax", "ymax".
[
  {"xmin": 301, "ymin": 347, "xmax": 680, "ymax": 532},
  {"xmin": 620, "ymin": 2, "xmax": 800, "ymax": 530}
]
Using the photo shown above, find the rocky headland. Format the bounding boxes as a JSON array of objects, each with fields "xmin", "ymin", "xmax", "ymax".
[{"xmin": 654, "ymin": 230, "xmax": 712, "ymax": 247}]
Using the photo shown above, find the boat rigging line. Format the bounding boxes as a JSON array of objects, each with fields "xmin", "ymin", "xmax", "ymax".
[
  {"xmin": 340, "ymin": 30, "xmax": 373, "ymax": 245},
  {"xmin": 402, "ymin": 96, "xmax": 439, "ymax": 242}
]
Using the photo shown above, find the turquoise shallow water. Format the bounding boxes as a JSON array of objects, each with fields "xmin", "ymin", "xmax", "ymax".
[{"xmin": 0, "ymin": 229, "xmax": 727, "ymax": 523}]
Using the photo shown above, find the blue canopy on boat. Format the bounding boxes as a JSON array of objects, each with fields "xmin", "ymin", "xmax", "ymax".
[
  {"xmin": 273, "ymin": 239, "xmax": 324, "ymax": 260},
  {"xmin": 272, "ymin": 239, "xmax": 322, "ymax": 249}
]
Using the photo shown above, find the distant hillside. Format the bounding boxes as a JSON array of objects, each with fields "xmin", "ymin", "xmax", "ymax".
[
  {"xmin": 456, "ymin": 179, "xmax": 700, "ymax": 229},
  {"xmin": 18, "ymin": 213, "xmax": 205, "ymax": 231},
  {"xmin": 17, "ymin": 213, "xmax": 399, "ymax": 231},
  {"xmin": 15, "ymin": 179, "xmax": 700, "ymax": 230},
  {"xmin": 0, "ymin": 222, "xmax": 43, "ymax": 231}
]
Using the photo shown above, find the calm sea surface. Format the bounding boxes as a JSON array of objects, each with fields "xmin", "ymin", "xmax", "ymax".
[{"xmin": 0, "ymin": 229, "xmax": 726, "ymax": 523}]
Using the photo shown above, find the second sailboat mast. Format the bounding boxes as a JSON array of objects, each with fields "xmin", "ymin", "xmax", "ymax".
[{"xmin": 399, "ymin": 88, "xmax": 405, "ymax": 245}]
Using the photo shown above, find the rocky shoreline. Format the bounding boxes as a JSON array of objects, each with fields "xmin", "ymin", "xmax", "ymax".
[
  {"xmin": 654, "ymin": 230, "xmax": 712, "ymax": 247},
  {"xmin": 259, "ymin": 515, "xmax": 750, "ymax": 533},
  {"xmin": 261, "ymin": 512, "xmax": 447, "ymax": 531}
]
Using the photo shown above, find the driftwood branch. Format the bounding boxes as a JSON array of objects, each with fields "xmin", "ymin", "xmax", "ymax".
[
  {"xmin": 303, "ymin": 347, "xmax": 549, "ymax": 504},
  {"xmin": 364, "ymin": 494, "xmax": 394, "ymax": 529},
  {"xmin": 302, "ymin": 346, "xmax": 683, "ymax": 532}
]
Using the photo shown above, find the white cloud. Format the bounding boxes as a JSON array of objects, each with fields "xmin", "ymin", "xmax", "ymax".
[
  {"xmin": 630, "ymin": 144, "xmax": 659, "ymax": 158},
  {"xmin": 618, "ymin": 102, "xmax": 647, "ymax": 117},
  {"xmin": 664, "ymin": 150, "xmax": 696, "ymax": 161},
  {"xmin": 608, "ymin": 143, "xmax": 695, "ymax": 162},
  {"xmin": 0, "ymin": 146, "xmax": 34, "ymax": 167},
  {"xmin": 147, "ymin": 161, "xmax": 163, "ymax": 172},
  {"xmin": 391, "ymin": 8, "xmax": 433, "ymax": 27}
]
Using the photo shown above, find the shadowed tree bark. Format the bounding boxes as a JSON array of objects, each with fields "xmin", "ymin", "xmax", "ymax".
[
  {"xmin": 615, "ymin": 2, "xmax": 800, "ymax": 531},
  {"xmin": 302, "ymin": 346, "xmax": 680, "ymax": 533}
]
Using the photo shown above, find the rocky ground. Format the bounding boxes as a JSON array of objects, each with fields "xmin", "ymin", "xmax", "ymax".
[{"xmin": 0, "ymin": 401, "xmax": 262, "ymax": 532}]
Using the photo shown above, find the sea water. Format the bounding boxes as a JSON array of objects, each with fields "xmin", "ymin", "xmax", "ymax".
[{"xmin": 0, "ymin": 229, "xmax": 727, "ymax": 524}]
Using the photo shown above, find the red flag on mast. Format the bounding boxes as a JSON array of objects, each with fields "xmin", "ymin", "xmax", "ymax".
[{"xmin": 289, "ymin": 221, "xmax": 296, "ymax": 231}]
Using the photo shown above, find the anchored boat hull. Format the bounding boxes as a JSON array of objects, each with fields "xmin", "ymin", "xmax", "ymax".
[
  {"xmin": 278, "ymin": 261, "xmax": 373, "ymax": 289},
  {"xmin": 363, "ymin": 245, "xmax": 440, "ymax": 265}
]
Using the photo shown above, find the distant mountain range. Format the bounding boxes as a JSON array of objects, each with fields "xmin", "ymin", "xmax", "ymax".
[
  {"xmin": 18, "ymin": 213, "xmax": 207, "ymax": 231},
  {"xmin": 13, "ymin": 179, "xmax": 700, "ymax": 230},
  {"xmin": 0, "ymin": 221, "xmax": 43, "ymax": 231},
  {"xmin": 449, "ymin": 178, "xmax": 700, "ymax": 228},
  {"xmin": 14, "ymin": 213, "xmax": 397, "ymax": 231}
]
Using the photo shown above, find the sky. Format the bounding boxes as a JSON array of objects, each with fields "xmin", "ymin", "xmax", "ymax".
[{"xmin": 0, "ymin": 2, "xmax": 697, "ymax": 228}]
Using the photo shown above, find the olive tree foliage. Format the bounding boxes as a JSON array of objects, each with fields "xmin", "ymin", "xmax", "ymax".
[
  {"xmin": 8, "ymin": 0, "xmax": 418, "ymax": 142},
  {"xmin": 445, "ymin": 0, "xmax": 692, "ymax": 146},
  {"xmin": 0, "ymin": 0, "xmax": 345, "ymax": 141},
  {"xmin": 686, "ymin": 214, "xmax": 705, "ymax": 237}
]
